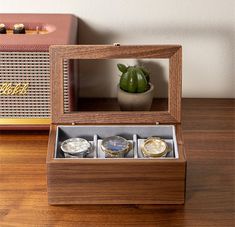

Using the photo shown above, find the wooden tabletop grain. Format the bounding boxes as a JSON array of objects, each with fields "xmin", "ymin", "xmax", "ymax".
[{"xmin": 0, "ymin": 98, "xmax": 234, "ymax": 227}]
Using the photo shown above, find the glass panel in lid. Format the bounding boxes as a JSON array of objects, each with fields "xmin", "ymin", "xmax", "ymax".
[{"xmin": 50, "ymin": 45, "xmax": 182, "ymax": 124}]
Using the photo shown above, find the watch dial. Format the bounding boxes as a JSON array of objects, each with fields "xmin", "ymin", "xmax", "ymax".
[{"xmin": 102, "ymin": 136, "xmax": 128, "ymax": 153}]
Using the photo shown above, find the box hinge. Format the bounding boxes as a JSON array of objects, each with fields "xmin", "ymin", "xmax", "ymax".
[{"xmin": 113, "ymin": 43, "xmax": 121, "ymax": 46}]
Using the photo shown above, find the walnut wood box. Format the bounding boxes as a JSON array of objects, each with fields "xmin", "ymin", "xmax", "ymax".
[{"xmin": 47, "ymin": 45, "xmax": 187, "ymax": 205}]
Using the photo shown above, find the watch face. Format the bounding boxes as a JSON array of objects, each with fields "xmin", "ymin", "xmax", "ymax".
[
  {"xmin": 61, "ymin": 138, "xmax": 91, "ymax": 154},
  {"xmin": 142, "ymin": 137, "xmax": 168, "ymax": 157},
  {"xmin": 101, "ymin": 136, "xmax": 129, "ymax": 154},
  {"xmin": 144, "ymin": 140, "xmax": 166, "ymax": 154}
]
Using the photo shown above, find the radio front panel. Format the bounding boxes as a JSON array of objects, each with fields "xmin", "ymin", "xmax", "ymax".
[{"xmin": 0, "ymin": 52, "xmax": 70, "ymax": 126}]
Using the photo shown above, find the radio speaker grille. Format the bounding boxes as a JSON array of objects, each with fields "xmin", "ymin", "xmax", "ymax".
[{"xmin": 0, "ymin": 52, "xmax": 69, "ymax": 119}]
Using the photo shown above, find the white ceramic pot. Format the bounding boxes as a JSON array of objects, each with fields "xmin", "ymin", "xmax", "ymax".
[{"xmin": 117, "ymin": 83, "xmax": 154, "ymax": 111}]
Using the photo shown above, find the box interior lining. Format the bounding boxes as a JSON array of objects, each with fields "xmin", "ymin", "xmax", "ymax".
[{"xmin": 54, "ymin": 125, "xmax": 179, "ymax": 159}]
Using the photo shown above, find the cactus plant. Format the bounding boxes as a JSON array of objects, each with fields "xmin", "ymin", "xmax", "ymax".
[{"xmin": 117, "ymin": 64, "xmax": 150, "ymax": 93}]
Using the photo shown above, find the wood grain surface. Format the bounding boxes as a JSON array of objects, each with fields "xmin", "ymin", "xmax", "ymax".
[{"xmin": 0, "ymin": 99, "xmax": 234, "ymax": 226}]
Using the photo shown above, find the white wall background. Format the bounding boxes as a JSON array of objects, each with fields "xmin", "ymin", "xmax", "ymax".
[{"xmin": 1, "ymin": 0, "xmax": 235, "ymax": 98}]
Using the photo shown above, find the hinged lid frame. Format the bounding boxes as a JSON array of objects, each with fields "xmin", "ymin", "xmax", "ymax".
[{"xmin": 50, "ymin": 45, "xmax": 182, "ymax": 124}]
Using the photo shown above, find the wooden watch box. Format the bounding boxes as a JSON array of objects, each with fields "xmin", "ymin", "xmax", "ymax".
[{"xmin": 47, "ymin": 45, "xmax": 186, "ymax": 205}]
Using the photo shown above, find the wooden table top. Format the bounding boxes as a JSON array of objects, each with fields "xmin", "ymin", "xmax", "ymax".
[{"xmin": 0, "ymin": 98, "xmax": 234, "ymax": 227}]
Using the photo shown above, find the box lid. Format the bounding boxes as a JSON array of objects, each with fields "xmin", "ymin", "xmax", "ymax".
[{"xmin": 50, "ymin": 45, "xmax": 182, "ymax": 125}]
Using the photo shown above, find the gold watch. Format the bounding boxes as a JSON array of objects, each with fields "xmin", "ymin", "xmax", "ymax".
[{"xmin": 141, "ymin": 137, "xmax": 170, "ymax": 158}]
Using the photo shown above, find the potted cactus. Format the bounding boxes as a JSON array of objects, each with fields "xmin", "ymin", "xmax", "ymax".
[{"xmin": 117, "ymin": 63, "xmax": 154, "ymax": 111}]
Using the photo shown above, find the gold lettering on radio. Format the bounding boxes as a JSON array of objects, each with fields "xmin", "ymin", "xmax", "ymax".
[{"xmin": 0, "ymin": 82, "xmax": 29, "ymax": 95}]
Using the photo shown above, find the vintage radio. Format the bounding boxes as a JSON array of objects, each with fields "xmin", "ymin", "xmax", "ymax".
[
  {"xmin": 0, "ymin": 14, "xmax": 78, "ymax": 129},
  {"xmin": 47, "ymin": 44, "xmax": 187, "ymax": 205}
]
